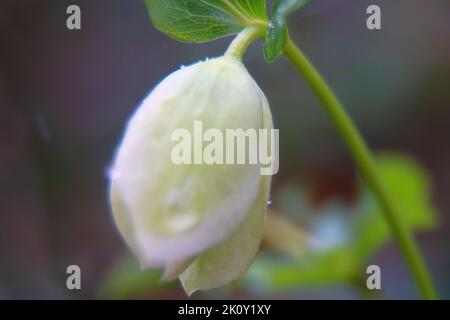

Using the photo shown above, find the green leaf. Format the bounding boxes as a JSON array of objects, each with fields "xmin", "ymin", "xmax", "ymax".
[
  {"xmin": 264, "ymin": 0, "xmax": 310, "ymax": 62},
  {"xmin": 144, "ymin": 0, "xmax": 267, "ymax": 43},
  {"xmin": 98, "ymin": 255, "xmax": 175, "ymax": 299},
  {"xmin": 353, "ymin": 153, "xmax": 437, "ymax": 260},
  {"xmin": 264, "ymin": 16, "xmax": 288, "ymax": 62}
]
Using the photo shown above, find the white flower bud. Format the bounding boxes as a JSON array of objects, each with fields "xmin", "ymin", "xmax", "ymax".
[{"xmin": 109, "ymin": 56, "xmax": 273, "ymax": 294}]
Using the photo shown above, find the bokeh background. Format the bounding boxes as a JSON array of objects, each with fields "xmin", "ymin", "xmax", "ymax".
[{"xmin": 1, "ymin": 0, "xmax": 449, "ymax": 299}]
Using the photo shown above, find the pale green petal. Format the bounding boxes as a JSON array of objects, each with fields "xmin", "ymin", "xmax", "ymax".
[
  {"xmin": 162, "ymin": 256, "xmax": 196, "ymax": 280},
  {"xmin": 179, "ymin": 174, "xmax": 271, "ymax": 295}
]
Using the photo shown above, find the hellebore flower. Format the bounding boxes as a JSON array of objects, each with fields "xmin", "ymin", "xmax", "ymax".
[{"xmin": 109, "ymin": 56, "xmax": 273, "ymax": 295}]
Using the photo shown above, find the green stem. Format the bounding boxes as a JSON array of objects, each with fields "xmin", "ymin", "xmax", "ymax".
[
  {"xmin": 225, "ymin": 26, "xmax": 265, "ymax": 60},
  {"xmin": 283, "ymin": 38, "xmax": 437, "ymax": 300}
]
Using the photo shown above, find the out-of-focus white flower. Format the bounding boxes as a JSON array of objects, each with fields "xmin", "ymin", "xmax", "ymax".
[{"xmin": 109, "ymin": 56, "xmax": 273, "ymax": 295}]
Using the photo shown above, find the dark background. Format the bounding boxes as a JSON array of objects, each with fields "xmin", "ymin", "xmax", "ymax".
[{"xmin": 0, "ymin": 0, "xmax": 449, "ymax": 299}]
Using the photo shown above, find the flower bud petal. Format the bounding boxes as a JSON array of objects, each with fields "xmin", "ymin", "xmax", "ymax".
[{"xmin": 109, "ymin": 57, "xmax": 270, "ymax": 274}]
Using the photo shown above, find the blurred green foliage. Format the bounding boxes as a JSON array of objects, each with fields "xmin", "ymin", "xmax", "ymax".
[
  {"xmin": 245, "ymin": 153, "xmax": 437, "ymax": 293},
  {"xmin": 99, "ymin": 256, "xmax": 175, "ymax": 299},
  {"xmin": 353, "ymin": 153, "xmax": 436, "ymax": 260}
]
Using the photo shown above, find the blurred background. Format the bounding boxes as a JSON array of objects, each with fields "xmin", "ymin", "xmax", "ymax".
[{"xmin": 1, "ymin": 0, "xmax": 449, "ymax": 299}]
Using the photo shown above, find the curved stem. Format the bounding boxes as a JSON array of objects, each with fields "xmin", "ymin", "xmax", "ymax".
[
  {"xmin": 283, "ymin": 38, "xmax": 438, "ymax": 300},
  {"xmin": 225, "ymin": 26, "xmax": 265, "ymax": 60}
]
